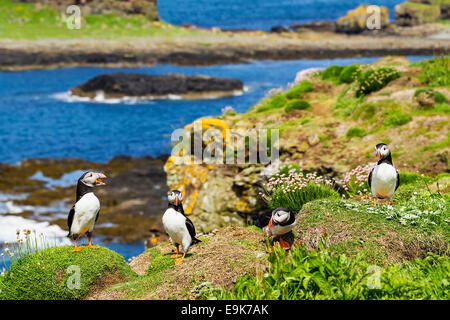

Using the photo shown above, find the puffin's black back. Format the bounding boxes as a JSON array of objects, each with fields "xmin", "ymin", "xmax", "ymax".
[{"xmin": 252, "ymin": 209, "xmax": 273, "ymax": 228}]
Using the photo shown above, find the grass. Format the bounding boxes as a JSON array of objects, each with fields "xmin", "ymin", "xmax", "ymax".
[
  {"xmin": 383, "ymin": 110, "xmax": 412, "ymax": 127},
  {"xmin": 284, "ymin": 99, "xmax": 311, "ymax": 112},
  {"xmin": 0, "ymin": 0, "xmax": 212, "ymax": 40},
  {"xmin": 0, "ymin": 246, "xmax": 136, "ymax": 300},
  {"xmin": 200, "ymin": 243, "xmax": 450, "ymax": 300},
  {"xmin": 285, "ymin": 81, "xmax": 314, "ymax": 99},
  {"xmin": 356, "ymin": 67, "xmax": 401, "ymax": 97},
  {"xmin": 413, "ymin": 56, "xmax": 449, "ymax": 87},
  {"xmin": 346, "ymin": 127, "xmax": 366, "ymax": 138},
  {"xmin": 256, "ymin": 93, "xmax": 287, "ymax": 113}
]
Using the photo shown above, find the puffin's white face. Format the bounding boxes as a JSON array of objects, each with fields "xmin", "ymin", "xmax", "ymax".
[
  {"xmin": 168, "ymin": 190, "xmax": 183, "ymax": 206},
  {"xmin": 272, "ymin": 208, "xmax": 290, "ymax": 224},
  {"xmin": 80, "ymin": 172, "xmax": 107, "ymax": 187},
  {"xmin": 374, "ymin": 144, "xmax": 390, "ymax": 161}
]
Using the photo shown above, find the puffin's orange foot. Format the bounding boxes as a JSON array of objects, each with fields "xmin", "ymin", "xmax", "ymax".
[
  {"xmin": 87, "ymin": 244, "xmax": 99, "ymax": 249},
  {"xmin": 175, "ymin": 258, "xmax": 184, "ymax": 265},
  {"xmin": 73, "ymin": 246, "xmax": 82, "ymax": 252},
  {"xmin": 171, "ymin": 254, "xmax": 182, "ymax": 258},
  {"xmin": 373, "ymin": 198, "xmax": 377, "ymax": 206},
  {"xmin": 279, "ymin": 238, "xmax": 291, "ymax": 251}
]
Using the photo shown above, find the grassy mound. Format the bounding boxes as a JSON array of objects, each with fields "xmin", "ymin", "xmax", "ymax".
[
  {"xmin": 87, "ymin": 226, "xmax": 269, "ymax": 300},
  {"xmin": 0, "ymin": 246, "xmax": 136, "ymax": 300}
]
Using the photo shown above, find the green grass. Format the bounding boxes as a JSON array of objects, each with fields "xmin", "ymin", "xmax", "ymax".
[
  {"xmin": 356, "ymin": 67, "xmax": 401, "ymax": 97},
  {"xmin": 413, "ymin": 56, "xmax": 449, "ymax": 87},
  {"xmin": 383, "ymin": 110, "xmax": 412, "ymax": 127},
  {"xmin": 284, "ymin": 99, "xmax": 311, "ymax": 112},
  {"xmin": 200, "ymin": 244, "xmax": 450, "ymax": 300},
  {"xmin": 346, "ymin": 127, "xmax": 366, "ymax": 138},
  {"xmin": 285, "ymin": 81, "xmax": 314, "ymax": 99},
  {"xmin": 422, "ymin": 132, "xmax": 450, "ymax": 151},
  {"xmin": 320, "ymin": 64, "xmax": 359, "ymax": 85},
  {"xmin": 0, "ymin": 0, "xmax": 212, "ymax": 39},
  {"xmin": 0, "ymin": 246, "xmax": 136, "ymax": 300},
  {"xmin": 333, "ymin": 87, "xmax": 365, "ymax": 117},
  {"xmin": 256, "ymin": 94, "xmax": 287, "ymax": 113}
]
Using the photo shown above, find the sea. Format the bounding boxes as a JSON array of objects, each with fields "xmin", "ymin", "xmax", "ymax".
[{"xmin": 158, "ymin": 0, "xmax": 404, "ymax": 30}]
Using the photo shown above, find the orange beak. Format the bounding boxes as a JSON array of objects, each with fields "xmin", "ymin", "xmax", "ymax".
[
  {"xmin": 377, "ymin": 150, "xmax": 380, "ymax": 161},
  {"xmin": 175, "ymin": 197, "xmax": 179, "ymax": 206},
  {"xmin": 268, "ymin": 217, "xmax": 273, "ymax": 229}
]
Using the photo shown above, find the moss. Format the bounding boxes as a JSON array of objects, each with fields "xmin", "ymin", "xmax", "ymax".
[
  {"xmin": 0, "ymin": 246, "xmax": 135, "ymax": 300},
  {"xmin": 383, "ymin": 110, "xmax": 412, "ymax": 127},
  {"xmin": 256, "ymin": 94, "xmax": 287, "ymax": 113},
  {"xmin": 284, "ymin": 99, "xmax": 311, "ymax": 112},
  {"xmin": 346, "ymin": 127, "xmax": 366, "ymax": 138},
  {"xmin": 285, "ymin": 81, "xmax": 314, "ymax": 100},
  {"xmin": 356, "ymin": 67, "xmax": 401, "ymax": 97},
  {"xmin": 339, "ymin": 65, "xmax": 359, "ymax": 84},
  {"xmin": 321, "ymin": 65, "xmax": 344, "ymax": 83}
]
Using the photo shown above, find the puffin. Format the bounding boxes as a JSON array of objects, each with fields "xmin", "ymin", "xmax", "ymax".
[
  {"xmin": 368, "ymin": 143, "xmax": 399, "ymax": 206},
  {"xmin": 162, "ymin": 190, "xmax": 201, "ymax": 264},
  {"xmin": 253, "ymin": 207, "xmax": 296, "ymax": 250},
  {"xmin": 67, "ymin": 171, "xmax": 107, "ymax": 252}
]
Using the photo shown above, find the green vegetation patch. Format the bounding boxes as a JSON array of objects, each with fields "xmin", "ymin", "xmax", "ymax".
[
  {"xmin": 0, "ymin": 246, "xmax": 135, "ymax": 300},
  {"xmin": 285, "ymin": 81, "xmax": 314, "ymax": 99},
  {"xmin": 320, "ymin": 64, "xmax": 359, "ymax": 84},
  {"xmin": 383, "ymin": 110, "xmax": 412, "ymax": 127},
  {"xmin": 356, "ymin": 67, "xmax": 401, "ymax": 97},
  {"xmin": 346, "ymin": 127, "xmax": 367, "ymax": 138},
  {"xmin": 201, "ymin": 244, "xmax": 450, "ymax": 300},
  {"xmin": 256, "ymin": 93, "xmax": 287, "ymax": 113},
  {"xmin": 284, "ymin": 99, "xmax": 311, "ymax": 112},
  {"xmin": 413, "ymin": 56, "xmax": 449, "ymax": 87}
]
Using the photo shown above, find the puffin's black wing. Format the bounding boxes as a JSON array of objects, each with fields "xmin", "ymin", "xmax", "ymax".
[
  {"xmin": 395, "ymin": 170, "xmax": 400, "ymax": 191},
  {"xmin": 185, "ymin": 217, "xmax": 201, "ymax": 245},
  {"xmin": 67, "ymin": 205, "xmax": 75, "ymax": 236},
  {"xmin": 252, "ymin": 209, "xmax": 273, "ymax": 228},
  {"xmin": 95, "ymin": 210, "xmax": 100, "ymax": 223},
  {"xmin": 368, "ymin": 167, "xmax": 374, "ymax": 189}
]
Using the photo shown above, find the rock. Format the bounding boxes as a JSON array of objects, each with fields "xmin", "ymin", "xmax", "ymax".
[
  {"xmin": 416, "ymin": 91, "xmax": 436, "ymax": 107},
  {"xmin": 290, "ymin": 20, "xmax": 336, "ymax": 33},
  {"xmin": 307, "ymin": 134, "xmax": 320, "ymax": 146},
  {"xmin": 336, "ymin": 4, "xmax": 390, "ymax": 33},
  {"xmin": 395, "ymin": 1, "xmax": 442, "ymax": 26},
  {"xmin": 270, "ymin": 25, "xmax": 290, "ymax": 33},
  {"xmin": 14, "ymin": 0, "xmax": 159, "ymax": 20},
  {"xmin": 71, "ymin": 73, "xmax": 244, "ymax": 100}
]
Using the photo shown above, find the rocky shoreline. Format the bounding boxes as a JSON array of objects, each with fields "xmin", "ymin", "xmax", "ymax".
[
  {"xmin": 0, "ymin": 155, "xmax": 170, "ymax": 243},
  {"xmin": 0, "ymin": 23, "xmax": 448, "ymax": 70}
]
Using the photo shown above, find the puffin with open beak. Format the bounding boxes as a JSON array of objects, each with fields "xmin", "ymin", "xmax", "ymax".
[
  {"xmin": 254, "ymin": 208, "xmax": 296, "ymax": 250},
  {"xmin": 67, "ymin": 171, "xmax": 107, "ymax": 252},
  {"xmin": 368, "ymin": 143, "xmax": 399, "ymax": 206},
  {"xmin": 162, "ymin": 190, "xmax": 201, "ymax": 264}
]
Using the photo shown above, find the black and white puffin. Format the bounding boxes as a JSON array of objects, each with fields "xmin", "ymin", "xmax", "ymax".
[
  {"xmin": 368, "ymin": 143, "xmax": 399, "ymax": 206},
  {"xmin": 162, "ymin": 190, "xmax": 201, "ymax": 264},
  {"xmin": 253, "ymin": 207, "xmax": 296, "ymax": 250},
  {"xmin": 67, "ymin": 171, "xmax": 107, "ymax": 252}
]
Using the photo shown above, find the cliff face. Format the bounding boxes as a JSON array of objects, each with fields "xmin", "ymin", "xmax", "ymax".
[
  {"xmin": 14, "ymin": 0, "xmax": 159, "ymax": 20},
  {"xmin": 164, "ymin": 56, "xmax": 449, "ymax": 232}
]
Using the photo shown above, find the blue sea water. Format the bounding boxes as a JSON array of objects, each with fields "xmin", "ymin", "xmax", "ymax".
[
  {"xmin": 158, "ymin": 0, "xmax": 404, "ymax": 30},
  {"xmin": 0, "ymin": 56, "xmax": 430, "ymax": 164}
]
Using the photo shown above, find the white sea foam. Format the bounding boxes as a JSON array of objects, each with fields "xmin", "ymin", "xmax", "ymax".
[{"xmin": 0, "ymin": 215, "xmax": 70, "ymax": 245}]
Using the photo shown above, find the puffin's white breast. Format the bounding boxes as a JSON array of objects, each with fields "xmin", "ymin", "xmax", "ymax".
[
  {"xmin": 72, "ymin": 193, "xmax": 100, "ymax": 234},
  {"xmin": 371, "ymin": 163, "xmax": 397, "ymax": 199},
  {"xmin": 264, "ymin": 219, "xmax": 296, "ymax": 237},
  {"xmin": 162, "ymin": 208, "xmax": 190, "ymax": 245}
]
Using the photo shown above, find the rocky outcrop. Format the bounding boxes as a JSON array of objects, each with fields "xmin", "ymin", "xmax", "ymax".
[
  {"xmin": 336, "ymin": 5, "xmax": 390, "ymax": 33},
  {"xmin": 71, "ymin": 73, "xmax": 244, "ymax": 99},
  {"xmin": 14, "ymin": 0, "xmax": 159, "ymax": 20},
  {"xmin": 395, "ymin": 1, "xmax": 446, "ymax": 26}
]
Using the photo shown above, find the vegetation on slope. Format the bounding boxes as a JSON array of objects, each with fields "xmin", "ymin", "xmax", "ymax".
[{"xmin": 0, "ymin": 0, "xmax": 212, "ymax": 39}]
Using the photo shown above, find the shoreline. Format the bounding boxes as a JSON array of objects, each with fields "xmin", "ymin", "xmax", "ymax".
[{"xmin": 0, "ymin": 27, "xmax": 448, "ymax": 71}]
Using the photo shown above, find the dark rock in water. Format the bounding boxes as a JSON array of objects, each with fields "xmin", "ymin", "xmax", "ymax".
[
  {"xmin": 71, "ymin": 73, "xmax": 244, "ymax": 99},
  {"xmin": 290, "ymin": 20, "xmax": 336, "ymax": 33},
  {"xmin": 270, "ymin": 25, "xmax": 290, "ymax": 33}
]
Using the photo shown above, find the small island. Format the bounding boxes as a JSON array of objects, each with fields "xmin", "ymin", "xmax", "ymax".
[{"xmin": 71, "ymin": 73, "xmax": 244, "ymax": 100}]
